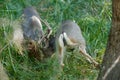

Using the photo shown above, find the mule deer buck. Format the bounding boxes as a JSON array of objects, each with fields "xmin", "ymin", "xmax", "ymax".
[
  {"xmin": 13, "ymin": 7, "xmax": 44, "ymax": 60},
  {"xmin": 55, "ymin": 20, "xmax": 99, "ymax": 67},
  {"xmin": 13, "ymin": 7, "xmax": 52, "ymax": 60}
]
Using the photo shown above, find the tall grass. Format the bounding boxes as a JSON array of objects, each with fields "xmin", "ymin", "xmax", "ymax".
[{"xmin": 0, "ymin": 0, "xmax": 111, "ymax": 80}]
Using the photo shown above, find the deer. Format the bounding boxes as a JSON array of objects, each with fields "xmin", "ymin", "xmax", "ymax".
[
  {"xmin": 21, "ymin": 6, "xmax": 54, "ymax": 60},
  {"xmin": 13, "ymin": 7, "xmax": 52, "ymax": 60},
  {"xmin": 13, "ymin": 7, "xmax": 44, "ymax": 58},
  {"xmin": 55, "ymin": 20, "xmax": 99, "ymax": 67}
]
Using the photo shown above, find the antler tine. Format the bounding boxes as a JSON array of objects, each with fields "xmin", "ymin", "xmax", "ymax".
[
  {"xmin": 38, "ymin": 34, "xmax": 47, "ymax": 44},
  {"xmin": 38, "ymin": 18, "xmax": 52, "ymax": 47}
]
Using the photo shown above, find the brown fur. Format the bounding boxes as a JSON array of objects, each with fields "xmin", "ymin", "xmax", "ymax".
[{"xmin": 26, "ymin": 41, "xmax": 43, "ymax": 61}]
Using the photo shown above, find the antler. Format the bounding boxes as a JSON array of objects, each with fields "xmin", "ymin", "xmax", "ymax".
[{"xmin": 38, "ymin": 18, "xmax": 52, "ymax": 46}]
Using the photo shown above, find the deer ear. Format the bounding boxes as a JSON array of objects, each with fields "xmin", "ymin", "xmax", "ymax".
[{"xmin": 29, "ymin": 16, "xmax": 42, "ymax": 29}]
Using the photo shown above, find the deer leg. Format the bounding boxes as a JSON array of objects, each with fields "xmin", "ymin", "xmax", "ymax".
[
  {"xmin": 79, "ymin": 46, "xmax": 99, "ymax": 66},
  {"xmin": 63, "ymin": 32, "xmax": 78, "ymax": 46},
  {"xmin": 58, "ymin": 34, "xmax": 65, "ymax": 67}
]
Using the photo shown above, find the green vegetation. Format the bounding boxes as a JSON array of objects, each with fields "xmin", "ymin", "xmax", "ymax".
[{"xmin": 0, "ymin": 0, "xmax": 111, "ymax": 80}]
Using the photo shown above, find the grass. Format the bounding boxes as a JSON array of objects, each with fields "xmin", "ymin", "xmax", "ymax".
[{"xmin": 0, "ymin": 0, "xmax": 111, "ymax": 80}]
